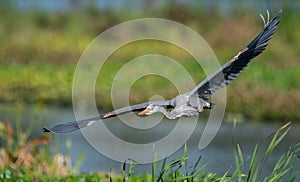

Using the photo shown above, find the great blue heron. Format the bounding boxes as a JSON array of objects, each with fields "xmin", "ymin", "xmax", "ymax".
[{"xmin": 43, "ymin": 10, "xmax": 281, "ymax": 133}]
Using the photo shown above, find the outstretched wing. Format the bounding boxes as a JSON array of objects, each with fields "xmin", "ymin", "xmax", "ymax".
[
  {"xmin": 101, "ymin": 100, "xmax": 173, "ymax": 118},
  {"xmin": 43, "ymin": 116, "xmax": 102, "ymax": 133},
  {"xmin": 43, "ymin": 100, "xmax": 172, "ymax": 133},
  {"xmin": 190, "ymin": 10, "xmax": 281, "ymax": 100}
]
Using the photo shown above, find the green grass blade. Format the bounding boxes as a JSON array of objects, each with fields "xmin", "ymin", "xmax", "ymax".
[
  {"xmin": 191, "ymin": 155, "xmax": 202, "ymax": 175},
  {"xmin": 237, "ymin": 144, "xmax": 244, "ymax": 169},
  {"xmin": 157, "ymin": 157, "xmax": 167, "ymax": 181},
  {"xmin": 183, "ymin": 143, "xmax": 188, "ymax": 173},
  {"xmin": 266, "ymin": 127, "xmax": 291, "ymax": 164},
  {"xmin": 288, "ymin": 154, "xmax": 298, "ymax": 181},
  {"xmin": 152, "ymin": 154, "xmax": 157, "ymax": 182},
  {"xmin": 157, "ymin": 156, "xmax": 187, "ymax": 181},
  {"xmin": 264, "ymin": 123, "xmax": 290, "ymax": 161},
  {"xmin": 219, "ymin": 168, "xmax": 231, "ymax": 182},
  {"xmin": 109, "ymin": 167, "xmax": 113, "ymax": 182},
  {"xmin": 232, "ymin": 144, "xmax": 242, "ymax": 179},
  {"xmin": 72, "ymin": 152, "xmax": 86, "ymax": 174},
  {"xmin": 122, "ymin": 160, "xmax": 126, "ymax": 182},
  {"xmin": 247, "ymin": 143, "xmax": 259, "ymax": 182},
  {"xmin": 192, "ymin": 162, "xmax": 207, "ymax": 177}
]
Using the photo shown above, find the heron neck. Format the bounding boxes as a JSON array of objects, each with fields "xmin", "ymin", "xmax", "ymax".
[{"xmin": 156, "ymin": 106, "xmax": 177, "ymax": 120}]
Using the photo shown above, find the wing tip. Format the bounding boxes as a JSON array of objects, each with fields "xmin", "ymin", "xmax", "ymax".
[
  {"xmin": 271, "ymin": 9, "xmax": 283, "ymax": 24},
  {"xmin": 278, "ymin": 9, "xmax": 283, "ymax": 16},
  {"xmin": 247, "ymin": 10, "xmax": 281, "ymax": 52},
  {"xmin": 260, "ymin": 9, "xmax": 282, "ymax": 29},
  {"xmin": 43, "ymin": 127, "xmax": 51, "ymax": 132}
]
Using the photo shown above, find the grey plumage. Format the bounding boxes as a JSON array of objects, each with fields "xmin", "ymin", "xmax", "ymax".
[{"xmin": 190, "ymin": 10, "xmax": 281, "ymax": 100}]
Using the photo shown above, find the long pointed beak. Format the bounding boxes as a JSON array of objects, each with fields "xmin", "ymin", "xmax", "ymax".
[{"xmin": 138, "ymin": 109, "xmax": 149, "ymax": 115}]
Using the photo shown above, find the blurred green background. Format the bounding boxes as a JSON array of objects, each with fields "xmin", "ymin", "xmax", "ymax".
[{"xmin": 1, "ymin": 0, "xmax": 299, "ymax": 122}]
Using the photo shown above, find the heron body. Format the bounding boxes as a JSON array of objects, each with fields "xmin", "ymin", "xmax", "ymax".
[
  {"xmin": 142, "ymin": 104, "xmax": 199, "ymax": 120},
  {"xmin": 141, "ymin": 93, "xmax": 208, "ymax": 119},
  {"xmin": 44, "ymin": 10, "xmax": 282, "ymax": 133}
]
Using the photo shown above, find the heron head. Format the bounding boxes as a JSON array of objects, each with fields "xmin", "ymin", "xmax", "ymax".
[{"xmin": 138, "ymin": 104, "xmax": 158, "ymax": 115}]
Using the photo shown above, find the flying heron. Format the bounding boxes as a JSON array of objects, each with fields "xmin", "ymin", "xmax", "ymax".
[{"xmin": 43, "ymin": 10, "xmax": 281, "ymax": 133}]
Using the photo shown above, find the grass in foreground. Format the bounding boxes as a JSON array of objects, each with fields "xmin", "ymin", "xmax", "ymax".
[{"xmin": 0, "ymin": 118, "xmax": 299, "ymax": 181}]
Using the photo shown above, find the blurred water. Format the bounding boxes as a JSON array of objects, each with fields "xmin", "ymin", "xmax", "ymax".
[{"xmin": 1, "ymin": 104, "xmax": 299, "ymax": 176}]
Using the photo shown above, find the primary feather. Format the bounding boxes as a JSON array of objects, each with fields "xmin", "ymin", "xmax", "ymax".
[{"xmin": 191, "ymin": 10, "xmax": 281, "ymax": 100}]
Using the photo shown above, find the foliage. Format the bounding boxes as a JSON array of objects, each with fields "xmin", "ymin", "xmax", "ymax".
[
  {"xmin": 0, "ymin": 3, "xmax": 300, "ymax": 121},
  {"xmin": 0, "ymin": 118, "xmax": 73, "ymax": 179},
  {"xmin": 230, "ymin": 122, "xmax": 300, "ymax": 182},
  {"xmin": 1, "ymin": 118, "xmax": 298, "ymax": 181}
]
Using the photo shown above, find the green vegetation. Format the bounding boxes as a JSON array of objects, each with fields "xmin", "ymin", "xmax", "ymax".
[
  {"xmin": 1, "ymin": 118, "xmax": 299, "ymax": 181},
  {"xmin": 1, "ymin": 4, "xmax": 300, "ymax": 122},
  {"xmin": 1, "ymin": 4, "xmax": 299, "ymax": 180}
]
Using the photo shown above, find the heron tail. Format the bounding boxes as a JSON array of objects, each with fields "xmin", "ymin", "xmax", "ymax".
[{"xmin": 204, "ymin": 102, "xmax": 215, "ymax": 109}]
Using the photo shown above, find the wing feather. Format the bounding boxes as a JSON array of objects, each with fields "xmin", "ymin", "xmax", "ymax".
[
  {"xmin": 102, "ymin": 100, "xmax": 173, "ymax": 118},
  {"xmin": 43, "ymin": 116, "xmax": 102, "ymax": 133},
  {"xmin": 190, "ymin": 10, "xmax": 281, "ymax": 100},
  {"xmin": 43, "ymin": 100, "xmax": 172, "ymax": 133}
]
